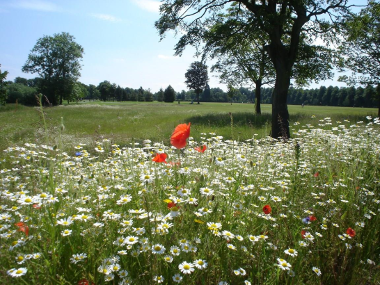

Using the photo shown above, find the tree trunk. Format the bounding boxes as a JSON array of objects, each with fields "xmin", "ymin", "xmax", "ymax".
[
  {"xmin": 255, "ymin": 79, "xmax": 262, "ymax": 115},
  {"xmin": 271, "ymin": 65, "xmax": 291, "ymax": 139},
  {"xmin": 197, "ymin": 92, "xmax": 200, "ymax": 104}
]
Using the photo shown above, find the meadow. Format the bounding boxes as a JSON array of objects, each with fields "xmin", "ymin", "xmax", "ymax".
[
  {"xmin": 0, "ymin": 102, "xmax": 379, "ymax": 284},
  {"xmin": 0, "ymin": 101, "xmax": 377, "ymax": 152}
]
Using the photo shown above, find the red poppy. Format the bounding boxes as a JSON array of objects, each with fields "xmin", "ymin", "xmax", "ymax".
[
  {"xmin": 314, "ymin": 172, "xmax": 319, "ymax": 177},
  {"xmin": 152, "ymin": 153, "xmax": 167, "ymax": 163},
  {"xmin": 15, "ymin": 222, "xmax": 29, "ymax": 236},
  {"xmin": 78, "ymin": 279, "xmax": 95, "ymax": 285},
  {"xmin": 309, "ymin": 215, "xmax": 317, "ymax": 222},
  {"xmin": 195, "ymin": 145, "xmax": 207, "ymax": 153},
  {"xmin": 167, "ymin": 202, "xmax": 177, "ymax": 209},
  {"xmin": 301, "ymin": 230, "xmax": 306, "ymax": 239},
  {"xmin": 346, "ymin": 227, "xmax": 356, "ymax": 238},
  {"xmin": 263, "ymin": 204, "xmax": 272, "ymax": 215},
  {"xmin": 167, "ymin": 202, "xmax": 180, "ymax": 211},
  {"xmin": 170, "ymin": 123, "xmax": 191, "ymax": 149}
]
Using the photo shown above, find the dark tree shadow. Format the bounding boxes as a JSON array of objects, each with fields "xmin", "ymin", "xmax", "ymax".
[{"xmin": 187, "ymin": 112, "xmax": 272, "ymax": 128}]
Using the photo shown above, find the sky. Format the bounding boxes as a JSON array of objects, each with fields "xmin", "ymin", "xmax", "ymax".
[{"xmin": 0, "ymin": 0, "xmax": 367, "ymax": 93}]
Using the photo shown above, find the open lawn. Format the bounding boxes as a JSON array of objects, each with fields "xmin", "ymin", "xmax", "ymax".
[{"xmin": 0, "ymin": 101, "xmax": 377, "ymax": 152}]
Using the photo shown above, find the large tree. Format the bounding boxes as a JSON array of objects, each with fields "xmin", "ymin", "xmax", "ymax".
[
  {"xmin": 22, "ymin": 32, "xmax": 84, "ymax": 105},
  {"xmin": 185, "ymin": 61, "xmax": 209, "ymax": 104},
  {"xmin": 156, "ymin": 0, "xmax": 352, "ymax": 138},
  {"xmin": 339, "ymin": 0, "xmax": 380, "ymax": 116},
  {"xmin": 203, "ymin": 6, "xmax": 275, "ymax": 114}
]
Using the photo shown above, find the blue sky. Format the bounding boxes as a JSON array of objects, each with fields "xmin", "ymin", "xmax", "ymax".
[
  {"xmin": 0, "ymin": 0, "xmax": 209, "ymax": 93},
  {"xmin": 0, "ymin": 0, "xmax": 366, "ymax": 93}
]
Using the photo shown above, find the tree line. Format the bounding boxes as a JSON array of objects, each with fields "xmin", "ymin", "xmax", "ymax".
[{"xmin": 4, "ymin": 75, "xmax": 378, "ymax": 108}]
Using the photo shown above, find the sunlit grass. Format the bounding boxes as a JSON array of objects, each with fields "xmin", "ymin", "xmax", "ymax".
[
  {"xmin": 0, "ymin": 115, "xmax": 379, "ymax": 284},
  {"xmin": 0, "ymin": 102, "xmax": 377, "ymax": 152}
]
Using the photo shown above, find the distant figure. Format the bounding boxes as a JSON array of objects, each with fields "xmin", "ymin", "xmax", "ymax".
[{"xmin": 302, "ymin": 103, "xmax": 304, "ymax": 108}]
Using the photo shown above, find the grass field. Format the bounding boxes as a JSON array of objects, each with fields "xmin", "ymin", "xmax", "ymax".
[{"xmin": 0, "ymin": 101, "xmax": 377, "ymax": 152}]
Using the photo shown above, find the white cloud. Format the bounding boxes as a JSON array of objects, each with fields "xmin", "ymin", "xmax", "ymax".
[
  {"xmin": 91, "ymin": 13, "xmax": 121, "ymax": 22},
  {"xmin": 11, "ymin": 0, "xmax": 59, "ymax": 12},
  {"xmin": 131, "ymin": 0, "xmax": 161, "ymax": 13}
]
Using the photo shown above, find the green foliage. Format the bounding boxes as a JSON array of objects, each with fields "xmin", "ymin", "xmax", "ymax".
[
  {"xmin": 156, "ymin": 0, "xmax": 352, "ymax": 138},
  {"xmin": 0, "ymin": 64, "xmax": 9, "ymax": 106},
  {"xmin": 144, "ymin": 90, "xmax": 153, "ymax": 102},
  {"xmin": 227, "ymin": 84, "xmax": 236, "ymax": 104},
  {"xmin": 14, "ymin": 77, "xmax": 28, "ymax": 86},
  {"xmin": 98, "ymin": 80, "xmax": 112, "ymax": 102},
  {"xmin": 184, "ymin": 61, "xmax": 209, "ymax": 104},
  {"xmin": 22, "ymin": 32, "xmax": 84, "ymax": 105},
  {"xmin": 164, "ymin": 85, "xmax": 175, "ymax": 102},
  {"xmin": 339, "ymin": 0, "xmax": 380, "ymax": 86},
  {"xmin": 137, "ymin": 87, "xmax": 145, "ymax": 102},
  {"xmin": 5, "ymin": 83, "xmax": 38, "ymax": 105},
  {"xmin": 87, "ymin": 84, "xmax": 100, "ymax": 100},
  {"xmin": 157, "ymin": 88, "xmax": 164, "ymax": 102}
]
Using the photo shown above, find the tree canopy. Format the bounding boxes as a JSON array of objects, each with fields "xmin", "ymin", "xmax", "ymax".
[
  {"xmin": 164, "ymin": 85, "xmax": 176, "ymax": 102},
  {"xmin": 184, "ymin": 61, "xmax": 209, "ymax": 104},
  {"xmin": 0, "ymin": 64, "xmax": 9, "ymax": 106},
  {"xmin": 156, "ymin": 0, "xmax": 354, "ymax": 138},
  {"xmin": 339, "ymin": 0, "xmax": 380, "ymax": 116},
  {"xmin": 22, "ymin": 32, "xmax": 84, "ymax": 105}
]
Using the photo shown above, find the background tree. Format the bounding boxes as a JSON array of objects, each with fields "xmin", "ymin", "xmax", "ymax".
[
  {"xmin": 68, "ymin": 82, "xmax": 87, "ymax": 103},
  {"xmin": 14, "ymin": 77, "xmax": 28, "ymax": 86},
  {"xmin": 138, "ymin": 87, "xmax": 145, "ymax": 102},
  {"xmin": 156, "ymin": 0, "xmax": 352, "ymax": 138},
  {"xmin": 164, "ymin": 85, "xmax": 175, "ymax": 103},
  {"xmin": 98, "ymin": 80, "xmax": 112, "ymax": 101},
  {"xmin": 22, "ymin": 32, "xmax": 84, "ymax": 105},
  {"xmin": 202, "ymin": 85, "xmax": 211, "ymax": 102},
  {"xmin": 116, "ymin": 85, "xmax": 123, "ymax": 101},
  {"xmin": 0, "ymin": 64, "xmax": 9, "ymax": 106},
  {"xmin": 339, "ymin": 0, "xmax": 380, "ymax": 116},
  {"xmin": 184, "ymin": 61, "xmax": 209, "ymax": 104},
  {"xmin": 87, "ymin": 84, "xmax": 99, "ymax": 101},
  {"xmin": 145, "ymin": 89, "xmax": 154, "ymax": 102},
  {"xmin": 157, "ymin": 88, "xmax": 164, "ymax": 102},
  {"xmin": 227, "ymin": 84, "xmax": 236, "ymax": 105},
  {"xmin": 5, "ymin": 82, "xmax": 38, "ymax": 105}
]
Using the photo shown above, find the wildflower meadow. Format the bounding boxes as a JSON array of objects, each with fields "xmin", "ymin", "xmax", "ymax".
[{"xmin": 1, "ymin": 116, "xmax": 380, "ymax": 284}]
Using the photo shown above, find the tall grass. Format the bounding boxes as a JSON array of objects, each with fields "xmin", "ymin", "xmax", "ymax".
[
  {"xmin": 0, "ymin": 115, "xmax": 379, "ymax": 284},
  {"xmin": 0, "ymin": 102, "xmax": 377, "ymax": 153}
]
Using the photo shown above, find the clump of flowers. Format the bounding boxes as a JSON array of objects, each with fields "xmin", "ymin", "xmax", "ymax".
[{"xmin": 0, "ymin": 118, "xmax": 379, "ymax": 284}]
